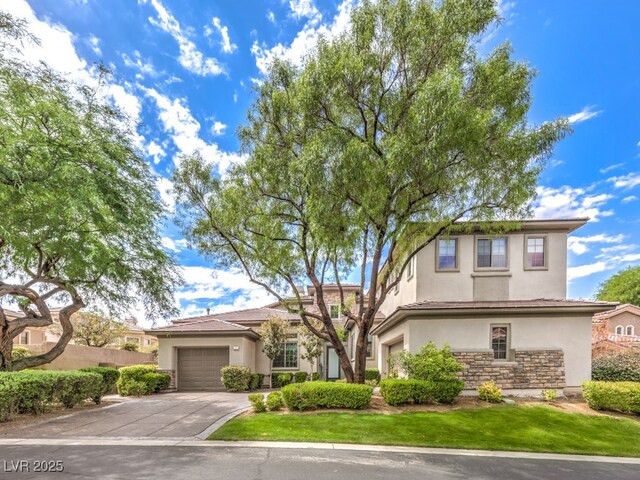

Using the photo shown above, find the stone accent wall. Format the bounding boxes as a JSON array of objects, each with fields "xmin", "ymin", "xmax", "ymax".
[
  {"xmin": 453, "ymin": 349, "xmax": 565, "ymax": 390},
  {"xmin": 158, "ymin": 369, "xmax": 176, "ymax": 391}
]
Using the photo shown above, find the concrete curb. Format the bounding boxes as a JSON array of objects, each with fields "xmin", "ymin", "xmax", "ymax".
[
  {"xmin": 195, "ymin": 406, "xmax": 252, "ymax": 440},
  {"xmin": 0, "ymin": 437, "xmax": 638, "ymax": 464}
]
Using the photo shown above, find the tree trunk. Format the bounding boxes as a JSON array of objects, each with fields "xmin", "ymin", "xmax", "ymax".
[{"xmin": 353, "ymin": 329, "xmax": 368, "ymax": 384}]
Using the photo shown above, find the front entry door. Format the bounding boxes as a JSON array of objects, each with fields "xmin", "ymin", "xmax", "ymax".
[{"xmin": 326, "ymin": 346, "xmax": 342, "ymax": 381}]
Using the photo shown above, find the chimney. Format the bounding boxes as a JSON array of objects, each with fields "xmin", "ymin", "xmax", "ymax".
[{"xmin": 206, "ymin": 307, "xmax": 211, "ymax": 315}]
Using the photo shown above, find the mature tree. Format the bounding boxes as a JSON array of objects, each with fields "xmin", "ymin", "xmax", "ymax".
[
  {"xmin": 297, "ymin": 319, "xmax": 324, "ymax": 376},
  {"xmin": 57, "ymin": 312, "xmax": 129, "ymax": 348},
  {"xmin": 174, "ymin": 0, "xmax": 569, "ymax": 382},
  {"xmin": 0, "ymin": 14, "xmax": 181, "ymax": 370},
  {"xmin": 596, "ymin": 266, "xmax": 640, "ymax": 306},
  {"xmin": 257, "ymin": 315, "xmax": 290, "ymax": 387}
]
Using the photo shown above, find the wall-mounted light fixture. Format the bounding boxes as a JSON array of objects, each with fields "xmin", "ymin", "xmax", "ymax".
[{"xmin": 233, "ymin": 346, "xmax": 240, "ymax": 351}]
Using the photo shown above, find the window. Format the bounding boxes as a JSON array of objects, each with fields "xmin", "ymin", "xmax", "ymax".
[
  {"xmin": 17, "ymin": 332, "xmax": 29, "ymax": 345},
  {"xmin": 366, "ymin": 334, "xmax": 374, "ymax": 358},
  {"xmin": 526, "ymin": 236, "xmax": 546, "ymax": 268},
  {"xmin": 144, "ymin": 338, "xmax": 151, "ymax": 346},
  {"xmin": 273, "ymin": 341, "xmax": 298, "ymax": 368},
  {"xmin": 477, "ymin": 237, "xmax": 507, "ymax": 268},
  {"xmin": 437, "ymin": 238, "xmax": 458, "ymax": 270},
  {"xmin": 491, "ymin": 325, "xmax": 509, "ymax": 360},
  {"xmin": 615, "ymin": 325, "xmax": 623, "ymax": 335},
  {"xmin": 330, "ymin": 304, "xmax": 340, "ymax": 319},
  {"xmin": 626, "ymin": 325, "xmax": 635, "ymax": 336},
  {"xmin": 407, "ymin": 255, "xmax": 415, "ymax": 279},
  {"xmin": 125, "ymin": 337, "xmax": 140, "ymax": 344}
]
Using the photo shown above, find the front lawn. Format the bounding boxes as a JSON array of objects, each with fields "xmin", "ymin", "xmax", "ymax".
[{"xmin": 209, "ymin": 405, "xmax": 640, "ymax": 457}]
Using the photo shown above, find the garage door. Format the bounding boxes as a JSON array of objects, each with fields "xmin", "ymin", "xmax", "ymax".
[{"xmin": 177, "ymin": 347, "xmax": 229, "ymax": 391}]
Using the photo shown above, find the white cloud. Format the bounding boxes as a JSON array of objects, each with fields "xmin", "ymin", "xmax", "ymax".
[
  {"xmin": 599, "ymin": 162, "xmax": 625, "ymax": 174},
  {"xmin": 567, "ymin": 105, "xmax": 603, "ymax": 124},
  {"xmin": 143, "ymin": 87, "xmax": 244, "ymax": 174},
  {"xmin": 205, "ymin": 17, "xmax": 237, "ymax": 54},
  {"xmin": 267, "ymin": 11, "xmax": 276, "ymax": 24},
  {"xmin": 145, "ymin": 140, "xmax": 166, "ymax": 164},
  {"xmin": 251, "ymin": 0, "xmax": 354, "ymax": 75},
  {"xmin": 597, "ymin": 244, "xmax": 637, "ymax": 256},
  {"xmin": 161, "ymin": 237, "xmax": 180, "ymax": 252},
  {"xmin": 88, "ymin": 34, "xmax": 101, "ymax": 56},
  {"xmin": 622, "ymin": 195, "xmax": 638, "ymax": 204},
  {"xmin": 121, "ymin": 50, "xmax": 157, "ymax": 78},
  {"xmin": 567, "ymin": 233, "xmax": 625, "ymax": 255},
  {"xmin": 211, "ymin": 121, "xmax": 227, "ymax": 136},
  {"xmin": 567, "ymin": 261, "xmax": 608, "ymax": 281},
  {"xmin": 532, "ymin": 186, "xmax": 614, "ymax": 222},
  {"xmin": 2, "ymin": 1, "xmax": 143, "ymax": 125},
  {"xmin": 608, "ymin": 172, "xmax": 640, "ymax": 190},
  {"xmin": 288, "ymin": 0, "xmax": 321, "ymax": 20},
  {"xmin": 156, "ymin": 176, "xmax": 175, "ymax": 212},
  {"xmin": 141, "ymin": 0, "xmax": 224, "ymax": 76}
]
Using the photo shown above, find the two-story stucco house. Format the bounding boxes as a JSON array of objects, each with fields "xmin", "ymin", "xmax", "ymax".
[{"xmin": 149, "ymin": 218, "xmax": 614, "ymax": 394}]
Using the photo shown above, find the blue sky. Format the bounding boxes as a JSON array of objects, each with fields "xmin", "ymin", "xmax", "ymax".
[{"xmin": 4, "ymin": 0, "xmax": 639, "ymax": 324}]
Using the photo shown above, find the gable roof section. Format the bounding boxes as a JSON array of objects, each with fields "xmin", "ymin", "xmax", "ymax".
[
  {"xmin": 372, "ymin": 299, "xmax": 618, "ymax": 336},
  {"xmin": 593, "ymin": 303, "xmax": 640, "ymax": 320},
  {"xmin": 147, "ymin": 317, "xmax": 260, "ymax": 338},
  {"xmin": 170, "ymin": 307, "xmax": 300, "ymax": 325}
]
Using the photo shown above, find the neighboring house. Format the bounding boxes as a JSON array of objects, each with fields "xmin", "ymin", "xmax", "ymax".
[
  {"xmin": 118, "ymin": 319, "xmax": 159, "ymax": 350},
  {"xmin": 149, "ymin": 218, "xmax": 614, "ymax": 394},
  {"xmin": 592, "ymin": 304, "xmax": 640, "ymax": 358}
]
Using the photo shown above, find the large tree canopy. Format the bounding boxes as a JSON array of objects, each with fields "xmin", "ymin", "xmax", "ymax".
[
  {"xmin": 0, "ymin": 13, "xmax": 181, "ymax": 370},
  {"xmin": 174, "ymin": 0, "xmax": 569, "ymax": 382},
  {"xmin": 596, "ymin": 266, "xmax": 640, "ymax": 306}
]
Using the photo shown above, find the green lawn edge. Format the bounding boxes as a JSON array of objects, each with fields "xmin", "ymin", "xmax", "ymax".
[{"xmin": 209, "ymin": 405, "xmax": 640, "ymax": 457}]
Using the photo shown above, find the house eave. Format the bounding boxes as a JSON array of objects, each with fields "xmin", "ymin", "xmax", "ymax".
[{"xmin": 146, "ymin": 330, "xmax": 260, "ymax": 340}]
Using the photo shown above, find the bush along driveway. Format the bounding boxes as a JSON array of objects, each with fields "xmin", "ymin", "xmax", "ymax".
[{"xmin": 209, "ymin": 405, "xmax": 640, "ymax": 457}]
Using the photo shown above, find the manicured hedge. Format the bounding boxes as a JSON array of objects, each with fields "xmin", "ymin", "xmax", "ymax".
[
  {"xmin": 592, "ymin": 353, "xmax": 640, "ymax": 382},
  {"xmin": 365, "ymin": 368, "xmax": 381, "ymax": 384},
  {"xmin": 582, "ymin": 381, "xmax": 640, "ymax": 415},
  {"xmin": 379, "ymin": 378, "xmax": 464, "ymax": 405},
  {"xmin": 117, "ymin": 364, "xmax": 167, "ymax": 396},
  {"xmin": 221, "ymin": 366, "xmax": 252, "ymax": 392},
  {"xmin": 79, "ymin": 367, "xmax": 120, "ymax": 404},
  {"xmin": 0, "ymin": 370, "xmax": 102, "ymax": 421},
  {"xmin": 294, "ymin": 372, "xmax": 308, "ymax": 383},
  {"xmin": 250, "ymin": 373, "xmax": 265, "ymax": 390},
  {"xmin": 281, "ymin": 381, "xmax": 373, "ymax": 410}
]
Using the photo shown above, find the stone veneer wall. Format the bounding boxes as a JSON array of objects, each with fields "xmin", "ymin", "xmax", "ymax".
[
  {"xmin": 158, "ymin": 369, "xmax": 176, "ymax": 391},
  {"xmin": 453, "ymin": 349, "xmax": 565, "ymax": 390}
]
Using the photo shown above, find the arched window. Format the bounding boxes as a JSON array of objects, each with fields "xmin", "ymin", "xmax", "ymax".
[
  {"xmin": 626, "ymin": 325, "xmax": 635, "ymax": 336},
  {"xmin": 615, "ymin": 325, "xmax": 623, "ymax": 335}
]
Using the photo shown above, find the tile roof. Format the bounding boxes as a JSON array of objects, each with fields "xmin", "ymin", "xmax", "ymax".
[
  {"xmin": 147, "ymin": 317, "xmax": 258, "ymax": 336},
  {"xmin": 400, "ymin": 299, "xmax": 617, "ymax": 310},
  {"xmin": 170, "ymin": 307, "xmax": 301, "ymax": 324},
  {"xmin": 593, "ymin": 303, "xmax": 640, "ymax": 319}
]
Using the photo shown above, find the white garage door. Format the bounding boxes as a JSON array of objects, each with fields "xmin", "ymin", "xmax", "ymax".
[{"xmin": 177, "ymin": 347, "xmax": 229, "ymax": 391}]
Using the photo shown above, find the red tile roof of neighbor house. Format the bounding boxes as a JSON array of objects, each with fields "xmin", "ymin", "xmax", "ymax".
[{"xmin": 592, "ymin": 303, "xmax": 640, "ymax": 319}]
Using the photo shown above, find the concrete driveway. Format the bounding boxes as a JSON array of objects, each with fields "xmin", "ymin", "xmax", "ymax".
[{"xmin": 0, "ymin": 391, "xmax": 250, "ymax": 440}]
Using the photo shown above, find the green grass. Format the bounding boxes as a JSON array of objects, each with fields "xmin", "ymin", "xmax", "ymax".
[{"xmin": 209, "ymin": 405, "xmax": 640, "ymax": 457}]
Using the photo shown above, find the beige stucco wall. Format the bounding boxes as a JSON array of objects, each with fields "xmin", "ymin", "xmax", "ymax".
[
  {"xmin": 606, "ymin": 311, "xmax": 640, "ymax": 335},
  {"xmin": 378, "ymin": 258, "xmax": 418, "ymax": 316},
  {"xmin": 407, "ymin": 232, "xmax": 567, "ymax": 305},
  {"xmin": 29, "ymin": 342, "xmax": 155, "ymax": 370},
  {"xmin": 375, "ymin": 313, "xmax": 592, "ymax": 388}
]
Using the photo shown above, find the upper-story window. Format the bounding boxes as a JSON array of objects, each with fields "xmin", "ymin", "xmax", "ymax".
[
  {"xmin": 477, "ymin": 237, "xmax": 507, "ymax": 269},
  {"xmin": 329, "ymin": 304, "xmax": 340, "ymax": 319},
  {"xmin": 407, "ymin": 255, "xmax": 415, "ymax": 279},
  {"xmin": 626, "ymin": 325, "xmax": 635, "ymax": 336},
  {"xmin": 525, "ymin": 236, "xmax": 547, "ymax": 269},
  {"xmin": 436, "ymin": 238, "xmax": 458, "ymax": 271},
  {"xmin": 615, "ymin": 325, "xmax": 623, "ymax": 335}
]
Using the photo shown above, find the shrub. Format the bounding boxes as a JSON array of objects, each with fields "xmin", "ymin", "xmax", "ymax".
[
  {"xmin": 592, "ymin": 352, "xmax": 640, "ymax": 382},
  {"xmin": 248, "ymin": 393, "xmax": 266, "ymax": 413},
  {"xmin": 221, "ymin": 366, "xmax": 252, "ymax": 392},
  {"xmin": 11, "ymin": 346, "xmax": 31, "ymax": 361},
  {"xmin": 478, "ymin": 380, "xmax": 503, "ymax": 403},
  {"xmin": 121, "ymin": 341, "xmax": 139, "ymax": 352},
  {"xmin": 582, "ymin": 381, "xmax": 640, "ymax": 414},
  {"xmin": 400, "ymin": 342, "xmax": 463, "ymax": 382},
  {"xmin": 364, "ymin": 368, "xmax": 380, "ymax": 385},
  {"xmin": 281, "ymin": 381, "xmax": 372, "ymax": 410},
  {"xmin": 379, "ymin": 378, "xmax": 464, "ymax": 405},
  {"xmin": 266, "ymin": 391, "xmax": 283, "ymax": 411},
  {"xmin": 541, "ymin": 389, "xmax": 557, "ymax": 402},
  {"xmin": 117, "ymin": 364, "xmax": 158, "ymax": 396},
  {"xmin": 274, "ymin": 372, "xmax": 293, "ymax": 388},
  {"xmin": 122, "ymin": 380, "xmax": 149, "ymax": 397},
  {"xmin": 334, "ymin": 378, "xmax": 347, "ymax": 383},
  {"xmin": 55, "ymin": 371, "xmax": 102, "ymax": 408},
  {"xmin": 79, "ymin": 367, "xmax": 119, "ymax": 404},
  {"xmin": 141, "ymin": 372, "xmax": 171, "ymax": 393},
  {"xmin": 311, "ymin": 373, "xmax": 320, "ymax": 381},
  {"xmin": 294, "ymin": 372, "xmax": 308, "ymax": 383},
  {"xmin": 250, "ymin": 373, "xmax": 265, "ymax": 390}
]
